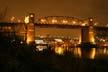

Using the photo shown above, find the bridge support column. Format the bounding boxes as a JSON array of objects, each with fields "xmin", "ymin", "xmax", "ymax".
[
  {"xmin": 26, "ymin": 13, "xmax": 35, "ymax": 44},
  {"xmin": 80, "ymin": 18, "xmax": 95, "ymax": 59},
  {"xmin": 81, "ymin": 26, "xmax": 89, "ymax": 43},
  {"xmin": 88, "ymin": 18, "xmax": 95, "ymax": 44},
  {"xmin": 81, "ymin": 17, "xmax": 95, "ymax": 44}
]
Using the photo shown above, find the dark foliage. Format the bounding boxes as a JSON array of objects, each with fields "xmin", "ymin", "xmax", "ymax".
[{"xmin": 0, "ymin": 32, "xmax": 108, "ymax": 72}]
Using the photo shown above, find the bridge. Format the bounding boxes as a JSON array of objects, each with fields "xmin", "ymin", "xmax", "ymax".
[
  {"xmin": 0, "ymin": 14, "xmax": 108, "ymax": 46},
  {"xmin": 37, "ymin": 16, "xmax": 89, "ymax": 25}
]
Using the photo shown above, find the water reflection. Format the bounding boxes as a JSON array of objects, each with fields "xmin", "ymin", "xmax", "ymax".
[
  {"xmin": 89, "ymin": 48, "xmax": 95, "ymax": 59},
  {"xmin": 68, "ymin": 47, "xmax": 95, "ymax": 59},
  {"xmin": 35, "ymin": 43, "xmax": 108, "ymax": 59},
  {"xmin": 54, "ymin": 47, "xmax": 108, "ymax": 59},
  {"xmin": 73, "ymin": 47, "xmax": 108, "ymax": 59},
  {"xmin": 95, "ymin": 47, "xmax": 108, "ymax": 59}
]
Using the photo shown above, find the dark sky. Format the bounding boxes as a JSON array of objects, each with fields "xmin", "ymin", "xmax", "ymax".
[{"xmin": 0, "ymin": 0, "xmax": 108, "ymax": 24}]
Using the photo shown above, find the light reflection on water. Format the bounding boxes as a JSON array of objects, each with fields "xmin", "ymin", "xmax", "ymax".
[
  {"xmin": 36, "ymin": 44, "xmax": 108, "ymax": 59},
  {"xmin": 69, "ymin": 47, "xmax": 108, "ymax": 59}
]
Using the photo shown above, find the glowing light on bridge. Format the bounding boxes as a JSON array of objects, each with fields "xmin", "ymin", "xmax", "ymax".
[
  {"xmin": 72, "ymin": 21, "xmax": 77, "ymax": 24},
  {"xmin": 89, "ymin": 31, "xmax": 95, "ymax": 43},
  {"xmin": 26, "ymin": 35, "xmax": 33, "ymax": 44},
  {"xmin": 89, "ymin": 18, "xmax": 93, "ymax": 22},
  {"xmin": 37, "ymin": 16, "xmax": 84, "ymax": 25},
  {"xmin": 94, "ymin": 22, "xmax": 99, "ymax": 26},
  {"xmin": 30, "ymin": 14, "xmax": 34, "ymax": 17},
  {"xmin": 62, "ymin": 20, "xmax": 68, "ymax": 24},
  {"xmin": 10, "ymin": 16, "xmax": 15, "ymax": 22},
  {"xmin": 24, "ymin": 16, "xmax": 29, "ymax": 24},
  {"xmin": 52, "ymin": 19, "xmax": 57, "ymax": 23},
  {"xmin": 81, "ymin": 23, "xmax": 86, "ymax": 26},
  {"xmin": 40, "ymin": 19, "xmax": 46, "ymax": 23}
]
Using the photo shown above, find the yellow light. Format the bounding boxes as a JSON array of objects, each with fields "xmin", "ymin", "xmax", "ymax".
[
  {"xmin": 10, "ymin": 16, "xmax": 15, "ymax": 22},
  {"xmin": 72, "ymin": 21, "xmax": 76, "ymax": 24},
  {"xmin": 94, "ymin": 22, "xmax": 98, "ymax": 26},
  {"xmin": 62, "ymin": 20, "xmax": 68, "ymax": 24},
  {"xmin": 79, "ymin": 35, "xmax": 81, "ymax": 44},
  {"xmin": 89, "ymin": 18, "xmax": 93, "ymax": 22},
  {"xmin": 90, "ymin": 48, "xmax": 95, "ymax": 59},
  {"xmin": 78, "ymin": 48, "xmax": 82, "ymax": 58},
  {"xmin": 30, "ymin": 14, "xmax": 34, "ymax": 17},
  {"xmin": 89, "ymin": 30, "xmax": 95, "ymax": 44},
  {"xmin": 52, "ymin": 19, "xmax": 57, "ymax": 23},
  {"xmin": 55, "ymin": 39, "xmax": 63, "ymax": 42},
  {"xmin": 55, "ymin": 47, "xmax": 64, "ymax": 55},
  {"xmin": 81, "ymin": 23, "xmax": 86, "ymax": 26},
  {"xmin": 27, "ymin": 36, "xmax": 32, "ymax": 44},
  {"xmin": 24, "ymin": 16, "xmax": 29, "ymax": 24},
  {"xmin": 104, "ymin": 48, "xmax": 107, "ymax": 54},
  {"xmin": 40, "ymin": 19, "xmax": 46, "ymax": 23},
  {"xmin": 74, "ymin": 48, "xmax": 82, "ymax": 58}
]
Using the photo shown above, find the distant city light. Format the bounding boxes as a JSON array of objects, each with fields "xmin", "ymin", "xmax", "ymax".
[
  {"xmin": 35, "ymin": 40, "xmax": 45, "ymax": 44},
  {"xmin": 55, "ymin": 47, "xmax": 64, "ymax": 55},
  {"xmin": 10, "ymin": 16, "xmax": 15, "ymax": 22},
  {"xmin": 55, "ymin": 39, "xmax": 63, "ymax": 43}
]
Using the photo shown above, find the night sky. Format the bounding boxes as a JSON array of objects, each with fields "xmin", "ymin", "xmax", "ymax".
[{"xmin": 0, "ymin": 0, "xmax": 108, "ymax": 24}]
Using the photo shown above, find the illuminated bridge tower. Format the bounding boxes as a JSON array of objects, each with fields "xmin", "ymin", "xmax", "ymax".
[
  {"xmin": 81, "ymin": 17, "xmax": 95, "ymax": 44},
  {"xmin": 88, "ymin": 17, "xmax": 95, "ymax": 43},
  {"xmin": 27, "ymin": 13, "xmax": 35, "ymax": 44}
]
